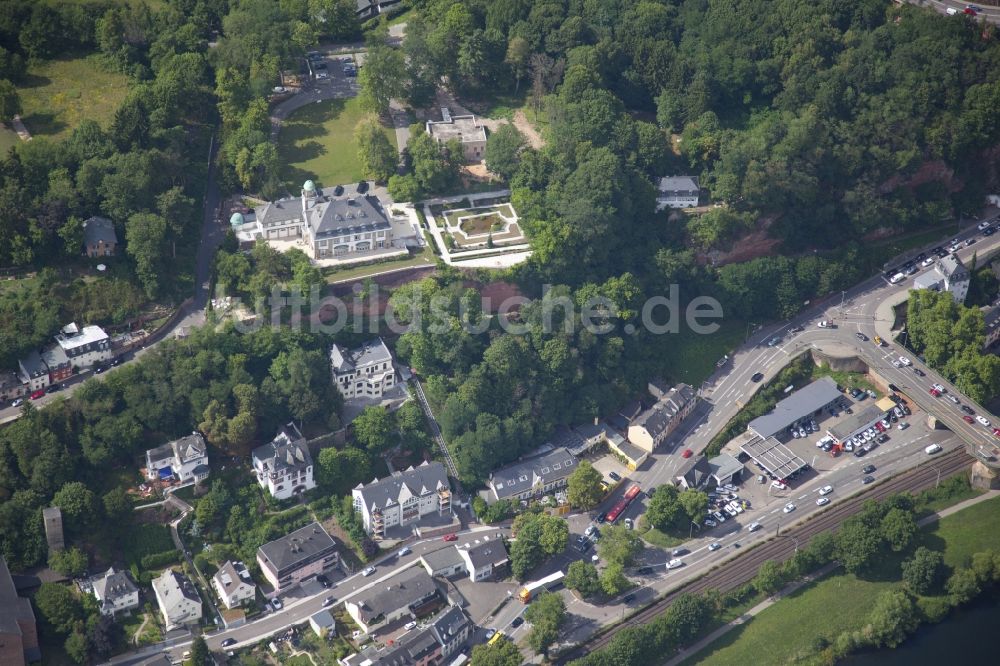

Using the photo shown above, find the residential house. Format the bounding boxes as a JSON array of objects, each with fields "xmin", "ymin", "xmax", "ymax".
[
  {"xmin": 984, "ymin": 301, "xmax": 1000, "ymax": 349},
  {"xmin": 913, "ymin": 253, "xmax": 970, "ymax": 304},
  {"xmin": 344, "ymin": 566, "xmax": 441, "ymax": 634},
  {"xmin": 0, "ymin": 557, "xmax": 40, "ymax": 665},
  {"xmin": 355, "ymin": 0, "xmax": 402, "ymax": 20},
  {"xmin": 485, "ymin": 447, "xmax": 579, "ymax": 503},
  {"xmin": 54, "ymin": 322, "xmax": 113, "ymax": 369},
  {"xmin": 627, "ymin": 383, "xmax": 696, "ymax": 453},
  {"xmin": 340, "ymin": 627, "xmax": 441, "ymax": 666},
  {"xmin": 91, "ymin": 568, "xmax": 140, "ymax": 617},
  {"xmin": 418, "ymin": 548, "xmax": 466, "ymax": 579},
  {"xmin": 0, "ymin": 371, "xmax": 27, "ymax": 402},
  {"xmin": 429, "ymin": 605, "xmax": 472, "ymax": 659},
  {"xmin": 256, "ymin": 522, "xmax": 338, "ymax": 594},
  {"xmin": 330, "ymin": 338, "xmax": 396, "ymax": 400},
  {"xmin": 18, "ymin": 351, "xmax": 50, "ymax": 392},
  {"xmin": 211, "ymin": 561, "xmax": 256, "ymax": 610},
  {"xmin": 40, "ymin": 346, "xmax": 71, "ymax": 383},
  {"xmin": 144, "ymin": 433, "xmax": 209, "ymax": 484},
  {"xmin": 251, "ymin": 423, "xmax": 315, "ymax": 500},
  {"xmin": 425, "ymin": 108, "xmax": 488, "ymax": 161},
  {"xmin": 151, "ymin": 570, "xmax": 202, "ymax": 631},
  {"xmin": 82, "ymin": 216, "xmax": 117, "ymax": 257},
  {"xmin": 455, "ymin": 538, "xmax": 508, "ymax": 582},
  {"xmin": 309, "ymin": 609, "xmax": 336, "ymax": 638},
  {"xmin": 251, "ymin": 182, "xmax": 393, "ymax": 260},
  {"xmin": 352, "ymin": 461, "xmax": 452, "ymax": 539},
  {"xmin": 656, "ymin": 176, "xmax": 700, "ymax": 210},
  {"xmin": 674, "ymin": 455, "xmax": 713, "ymax": 490}
]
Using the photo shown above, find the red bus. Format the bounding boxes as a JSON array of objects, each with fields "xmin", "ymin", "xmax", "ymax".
[{"xmin": 606, "ymin": 485, "xmax": 641, "ymax": 523}]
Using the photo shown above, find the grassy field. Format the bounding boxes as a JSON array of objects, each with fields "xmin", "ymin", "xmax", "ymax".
[
  {"xmin": 684, "ymin": 494, "xmax": 1000, "ymax": 666},
  {"xmin": 323, "ymin": 244, "xmax": 434, "ymax": 284},
  {"xmin": 658, "ymin": 315, "xmax": 746, "ymax": 385},
  {"xmin": 119, "ymin": 523, "xmax": 176, "ymax": 566},
  {"xmin": 0, "ymin": 125, "xmax": 19, "ymax": 153},
  {"xmin": 278, "ymin": 97, "xmax": 397, "ymax": 190},
  {"xmin": 18, "ymin": 55, "xmax": 130, "ymax": 140}
]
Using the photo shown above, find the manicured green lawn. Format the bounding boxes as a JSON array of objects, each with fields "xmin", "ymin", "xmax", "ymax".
[
  {"xmin": 0, "ymin": 125, "xmax": 19, "ymax": 154},
  {"xmin": 17, "ymin": 55, "xmax": 130, "ymax": 139},
  {"xmin": 278, "ymin": 97, "xmax": 397, "ymax": 190},
  {"xmin": 323, "ymin": 244, "xmax": 434, "ymax": 284},
  {"xmin": 684, "ymin": 495, "xmax": 1000, "ymax": 666},
  {"xmin": 658, "ymin": 315, "xmax": 746, "ymax": 386}
]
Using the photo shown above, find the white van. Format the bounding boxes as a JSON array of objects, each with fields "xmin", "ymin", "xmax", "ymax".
[
  {"xmin": 925, "ymin": 443, "xmax": 942, "ymax": 455},
  {"xmin": 946, "ymin": 7, "xmax": 958, "ymax": 15}
]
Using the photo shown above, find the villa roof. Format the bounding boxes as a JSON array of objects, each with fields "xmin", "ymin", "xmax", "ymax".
[{"xmin": 354, "ymin": 461, "xmax": 450, "ymax": 512}]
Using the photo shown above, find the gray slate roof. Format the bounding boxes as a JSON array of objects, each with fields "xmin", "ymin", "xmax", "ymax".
[
  {"xmin": 331, "ymin": 337, "xmax": 393, "ymax": 374},
  {"xmin": 459, "ymin": 539, "xmax": 508, "ymax": 570},
  {"xmin": 420, "ymin": 547, "xmax": 465, "ymax": 573},
  {"xmin": 0, "ymin": 556, "xmax": 36, "ymax": 648},
  {"xmin": 305, "ymin": 192, "xmax": 391, "ymax": 240},
  {"xmin": 93, "ymin": 567, "xmax": 137, "ymax": 604},
  {"xmin": 430, "ymin": 605, "xmax": 470, "ymax": 645},
  {"xmin": 488, "ymin": 447, "xmax": 578, "ymax": 500},
  {"xmin": 631, "ymin": 384, "xmax": 695, "ymax": 439},
  {"xmin": 675, "ymin": 454, "xmax": 713, "ymax": 488},
  {"xmin": 82, "ymin": 216, "xmax": 117, "ymax": 245},
  {"xmin": 253, "ymin": 423, "xmax": 311, "ymax": 474},
  {"xmin": 708, "ymin": 453, "xmax": 744, "ymax": 482},
  {"xmin": 19, "ymin": 350, "xmax": 48, "ymax": 379},
  {"xmin": 255, "ymin": 199, "xmax": 302, "ymax": 227},
  {"xmin": 152, "ymin": 569, "xmax": 200, "ymax": 613},
  {"xmin": 258, "ymin": 522, "xmax": 335, "ymax": 573},
  {"xmin": 355, "ymin": 461, "xmax": 449, "ymax": 512},
  {"xmin": 350, "ymin": 567, "xmax": 439, "ymax": 624},
  {"xmin": 657, "ymin": 176, "xmax": 699, "ymax": 194},
  {"xmin": 747, "ymin": 376, "xmax": 842, "ymax": 439}
]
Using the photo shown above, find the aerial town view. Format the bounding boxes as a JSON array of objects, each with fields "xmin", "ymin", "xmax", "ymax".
[{"xmin": 5, "ymin": 1, "xmax": 1000, "ymax": 666}]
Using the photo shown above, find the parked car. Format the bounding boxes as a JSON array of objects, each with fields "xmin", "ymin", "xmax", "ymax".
[
  {"xmin": 397, "ymin": 546, "xmax": 412, "ymax": 557},
  {"xmin": 703, "ymin": 518, "xmax": 718, "ymax": 528},
  {"xmin": 316, "ymin": 574, "xmax": 331, "ymax": 588},
  {"xmin": 322, "ymin": 596, "xmax": 335, "ymax": 608},
  {"xmin": 609, "ymin": 471, "xmax": 622, "ymax": 482},
  {"xmin": 443, "ymin": 533, "xmax": 458, "ymax": 542},
  {"xmin": 624, "ymin": 517, "xmax": 634, "ymax": 529},
  {"xmin": 271, "ymin": 598, "xmax": 283, "ymax": 610},
  {"xmin": 29, "ymin": 389, "xmax": 44, "ymax": 400},
  {"xmin": 511, "ymin": 616, "xmax": 524, "ymax": 628},
  {"xmin": 889, "ymin": 273, "xmax": 905, "ymax": 284},
  {"xmin": 221, "ymin": 638, "xmax": 237, "ymax": 648},
  {"xmin": 596, "ymin": 512, "xmax": 607, "ymax": 523},
  {"xmin": 771, "ymin": 480, "xmax": 788, "ymax": 491},
  {"xmin": 622, "ymin": 593, "xmax": 636, "ymax": 603},
  {"xmin": 11, "ymin": 398, "xmax": 23, "ymax": 407},
  {"xmin": 404, "ymin": 621, "xmax": 417, "ymax": 630},
  {"xmin": 362, "ymin": 566, "xmax": 376, "ymax": 577}
]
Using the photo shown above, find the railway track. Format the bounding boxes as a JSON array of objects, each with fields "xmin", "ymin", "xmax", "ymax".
[{"xmin": 557, "ymin": 449, "xmax": 973, "ymax": 663}]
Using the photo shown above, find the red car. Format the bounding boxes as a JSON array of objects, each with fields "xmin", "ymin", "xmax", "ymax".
[
  {"xmin": 681, "ymin": 449, "xmax": 694, "ymax": 458},
  {"xmin": 930, "ymin": 388, "xmax": 941, "ymax": 397},
  {"xmin": 992, "ymin": 428, "xmax": 1000, "ymax": 438},
  {"xmin": 29, "ymin": 389, "xmax": 45, "ymax": 400},
  {"xmin": 963, "ymin": 415, "xmax": 975, "ymax": 424},
  {"xmin": 443, "ymin": 533, "xmax": 458, "ymax": 542}
]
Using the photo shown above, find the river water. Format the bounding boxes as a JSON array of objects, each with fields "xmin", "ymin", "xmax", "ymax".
[{"xmin": 843, "ymin": 588, "xmax": 1000, "ymax": 665}]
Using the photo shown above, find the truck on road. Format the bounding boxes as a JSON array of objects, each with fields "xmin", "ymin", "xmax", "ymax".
[{"xmin": 518, "ymin": 570, "xmax": 565, "ymax": 603}]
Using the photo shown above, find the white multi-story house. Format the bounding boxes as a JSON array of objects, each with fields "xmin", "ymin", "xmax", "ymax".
[
  {"xmin": 425, "ymin": 108, "xmax": 488, "ymax": 161},
  {"xmin": 145, "ymin": 433, "xmax": 209, "ymax": 484},
  {"xmin": 627, "ymin": 382, "xmax": 697, "ymax": 453},
  {"xmin": 151, "ymin": 570, "xmax": 202, "ymax": 631},
  {"xmin": 211, "ymin": 561, "xmax": 256, "ymax": 610},
  {"xmin": 656, "ymin": 176, "xmax": 700, "ymax": 210},
  {"xmin": 429, "ymin": 605, "xmax": 472, "ymax": 659},
  {"xmin": 352, "ymin": 462, "xmax": 451, "ymax": 540},
  {"xmin": 251, "ymin": 423, "xmax": 315, "ymax": 500},
  {"xmin": 251, "ymin": 181, "xmax": 393, "ymax": 260},
  {"xmin": 914, "ymin": 254, "xmax": 970, "ymax": 304},
  {"xmin": 54, "ymin": 322, "xmax": 113, "ymax": 369},
  {"xmin": 456, "ymin": 538, "xmax": 509, "ymax": 582},
  {"xmin": 330, "ymin": 338, "xmax": 396, "ymax": 400},
  {"xmin": 17, "ymin": 351, "xmax": 50, "ymax": 392},
  {"xmin": 91, "ymin": 568, "xmax": 139, "ymax": 617},
  {"xmin": 256, "ymin": 522, "xmax": 338, "ymax": 594}
]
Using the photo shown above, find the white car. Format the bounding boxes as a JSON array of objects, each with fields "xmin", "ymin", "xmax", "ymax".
[
  {"xmin": 666, "ymin": 559, "xmax": 684, "ymax": 570},
  {"xmin": 747, "ymin": 522, "xmax": 762, "ymax": 532},
  {"xmin": 979, "ymin": 221, "xmax": 992, "ymax": 230},
  {"xmin": 819, "ymin": 485, "xmax": 833, "ymax": 495},
  {"xmin": 818, "ymin": 320, "xmax": 833, "ymax": 328},
  {"xmin": 771, "ymin": 480, "xmax": 788, "ymax": 490},
  {"xmin": 404, "ymin": 621, "xmax": 417, "ymax": 630},
  {"xmin": 783, "ymin": 503, "xmax": 796, "ymax": 513},
  {"xmin": 728, "ymin": 501, "xmax": 744, "ymax": 514},
  {"xmin": 889, "ymin": 273, "xmax": 905, "ymax": 284},
  {"xmin": 816, "ymin": 497, "xmax": 830, "ymax": 506},
  {"xmin": 898, "ymin": 356, "xmax": 911, "ymax": 366},
  {"xmin": 921, "ymin": 257, "xmax": 935, "ymax": 267},
  {"xmin": 977, "ymin": 415, "xmax": 992, "ymax": 427},
  {"xmin": 723, "ymin": 505, "xmax": 738, "ymax": 517},
  {"xmin": 624, "ymin": 518, "xmax": 634, "ymax": 529},
  {"xmin": 397, "ymin": 546, "xmax": 412, "ymax": 557},
  {"xmin": 708, "ymin": 542, "xmax": 722, "ymax": 551},
  {"xmin": 898, "ymin": 422, "xmax": 910, "ymax": 431},
  {"xmin": 933, "ymin": 383, "xmax": 946, "ymax": 393},
  {"xmin": 362, "ymin": 566, "xmax": 376, "ymax": 577}
]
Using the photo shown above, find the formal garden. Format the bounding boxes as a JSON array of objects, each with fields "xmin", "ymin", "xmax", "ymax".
[{"xmin": 436, "ymin": 200, "xmax": 526, "ymax": 250}]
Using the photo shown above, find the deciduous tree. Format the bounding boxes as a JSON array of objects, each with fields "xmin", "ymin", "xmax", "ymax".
[
  {"xmin": 356, "ymin": 118, "xmax": 398, "ymax": 182},
  {"xmin": 566, "ymin": 460, "xmax": 603, "ymax": 510}
]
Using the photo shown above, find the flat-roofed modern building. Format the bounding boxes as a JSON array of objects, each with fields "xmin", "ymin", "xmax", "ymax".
[{"xmin": 256, "ymin": 522, "xmax": 338, "ymax": 593}]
